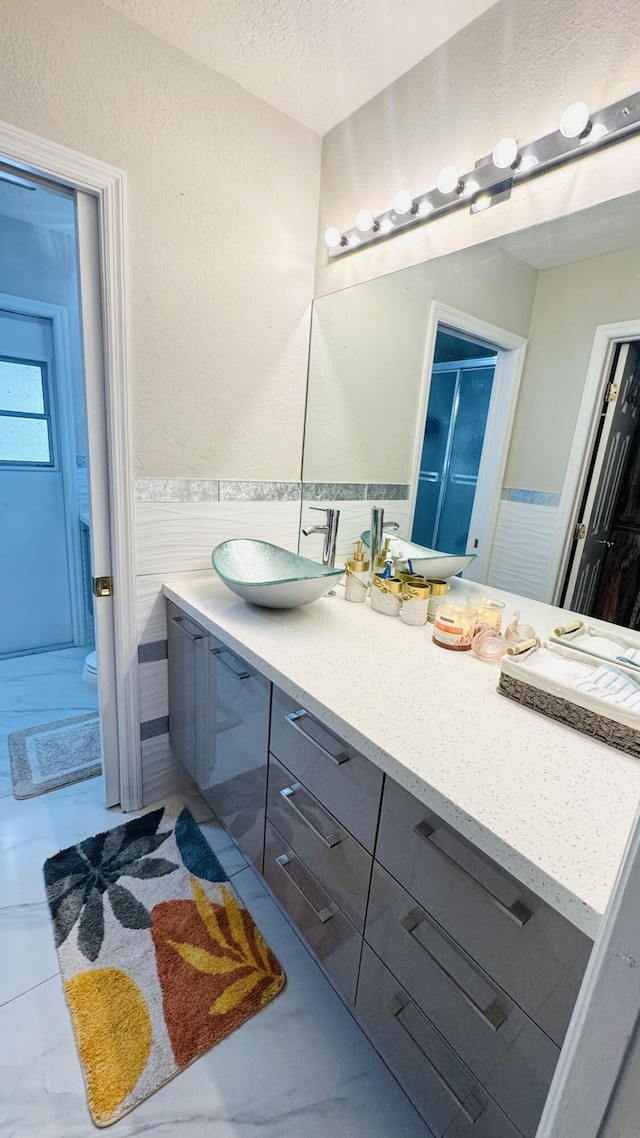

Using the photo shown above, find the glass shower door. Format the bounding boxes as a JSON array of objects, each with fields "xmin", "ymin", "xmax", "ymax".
[{"xmin": 412, "ymin": 358, "xmax": 496, "ymax": 555}]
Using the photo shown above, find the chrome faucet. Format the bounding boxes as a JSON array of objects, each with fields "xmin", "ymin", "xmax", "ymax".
[{"xmin": 302, "ymin": 506, "xmax": 340, "ymax": 568}]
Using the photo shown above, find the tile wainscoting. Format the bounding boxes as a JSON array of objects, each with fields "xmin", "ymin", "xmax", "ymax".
[{"xmin": 487, "ymin": 490, "xmax": 561, "ymax": 601}]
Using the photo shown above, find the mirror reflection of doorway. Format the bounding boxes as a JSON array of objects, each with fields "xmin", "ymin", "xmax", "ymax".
[
  {"xmin": 412, "ymin": 329, "xmax": 497, "ymax": 555},
  {"xmin": 562, "ymin": 341, "xmax": 640, "ymax": 627}
]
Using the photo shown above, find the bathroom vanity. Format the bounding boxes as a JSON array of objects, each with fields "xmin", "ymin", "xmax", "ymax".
[{"xmin": 165, "ymin": 577, "xmax": 640, "ymax": 1138}]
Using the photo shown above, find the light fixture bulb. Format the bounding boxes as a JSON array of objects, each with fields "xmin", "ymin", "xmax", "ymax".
[
  {"xmin": 356, "ymin": 208, "xmax": 374, "ymax": 232},
  {"xmin": 436, "ymin": 166, "xmax": 460, "ymax": 195},
  {"xmin": 324, "ymin": 226, "xmax": 341, "ymax": 249},
  {"xmin": 464, "ymin": 179, "xmax": 480, "ymax": 198},
  {"xmin": 492, "ymin": 136, "xmax": 519, "ymax": 169},
  {"xmin": 418, "ymin": 200, "xmax": 434, "ymax": 217},
  {"xmin": 392, "ymin": 190, "xmax": 412, "ymax": 215},
  {"xmin": 559, "ymin": 101, "xmax": 591, "ymax": 139},
  {"xmin": 379, "ymin": 217, "xmax": 394, "ymax": 234}
]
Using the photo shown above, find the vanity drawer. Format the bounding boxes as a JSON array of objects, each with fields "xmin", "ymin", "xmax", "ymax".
[
  {"xmin": 356, "ymin": 944, "xmax": 519, "ymax": 1138},
  {"xmin": 267, "ymin": 755, "xmax": 372, "ymax": 932},
  {"xmin": 263, "ymin": 819, "xmax": 361, "ymax": 1004},
  {"xmin": 269, "ymin": 685, "xmax": 383, "ymax": 852},
  {"xmin": 365, "ymin": 862, "xmax": 558, "ymax": 1137},
  {"xmin": 376, "ymin": 779, "xmax": 591, "ymax": 1045}
]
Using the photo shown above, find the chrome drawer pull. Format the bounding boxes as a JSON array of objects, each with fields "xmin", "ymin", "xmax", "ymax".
[
  {"xmin": 400, "ymin": 911, "xmax": 507, "ymax": 1032},
  {"xmin": 211, "ymin": 646, "xmax": 252, "ymax": 679},
  {"xmin": 389, "ymin": 994, "xmax": 483, "ymax": 1124},
  {"xmin": 280, "ymin": 784, "xmax": 343, "ymax": 848},
  {"xmin": 171, "ymin": 616, "xmax": 205, "ymax": 641},
  {"xmin": 413, "ymin": 820, "xmax": 532, "ymax": 928},
  {"xmin": 275, "ymin": 852, "xmax": 336, "ymax": 923},
  {"xmin": 285, "ymin": 709, "xmax": 352, "ymax": 765}
]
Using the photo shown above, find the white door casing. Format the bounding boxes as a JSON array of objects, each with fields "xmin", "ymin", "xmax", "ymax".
[
  {"xmin": 545, "ymin": 319, "xmax": 640, "ymax": 605},
  {"xmin": 409, "ymin": 301, "xmax": 528, "ymax": 583},
  {"xmin": 562, "ymin": 344, "xmax": 640, "ymax": 614},
  {"xmin": 0, "ymin": 120, "xmax": 139, "ymax": 811}
]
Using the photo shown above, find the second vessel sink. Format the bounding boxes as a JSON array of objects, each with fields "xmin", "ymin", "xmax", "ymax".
[
  {"xmin": 212, "ymin": 539, "xmax": 344, "ymax": 609},
  {"xmin": 361, "ymin": 531, "xmax": 476, "ymax": 579}
]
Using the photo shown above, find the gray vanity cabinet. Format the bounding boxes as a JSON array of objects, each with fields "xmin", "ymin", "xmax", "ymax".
[
  {"xmin": 199, "ymin": 635, "xmax": 270, "ymax": 871},
  {"xmin": 167, "ymin": 600, "xmax": 209, "ymax": 783}
]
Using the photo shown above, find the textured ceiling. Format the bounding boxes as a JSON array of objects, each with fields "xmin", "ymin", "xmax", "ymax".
[
  {"xmin": 100, "ymin": 0, "xmax": 499, "ymax": 135},
  {"xmin": 496, "ymin": 193, "xmax": 640, "ymax": 270}
]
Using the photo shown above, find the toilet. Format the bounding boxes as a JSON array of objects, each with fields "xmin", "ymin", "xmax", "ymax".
[{"xmin": 82, "ymin": 650, "xmax": 98, "ymax": 691}]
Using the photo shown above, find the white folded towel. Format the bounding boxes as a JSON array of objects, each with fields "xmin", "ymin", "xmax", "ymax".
[{"xmin": 575, "ymin": 664, "xmax": 640, "ymax": 710}]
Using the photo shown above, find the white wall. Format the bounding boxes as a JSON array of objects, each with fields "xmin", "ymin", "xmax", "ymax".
[
  {"xmin": 316, "ymin": 0, "xmax": 640, "ymax": 299},
  {"xmin": 304, "ymin": 244, "xmax": 537, "ymax": 483},
  {"xmin": 0, "ymin": 0, "xmax": 320, "ymax": 482},
  {"xmin": 506, "ymin": 243, "xmax": 640, "ymax": 493}
]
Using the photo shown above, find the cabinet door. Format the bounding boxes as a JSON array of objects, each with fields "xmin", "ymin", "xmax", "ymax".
[
  {"xmin": 167, "ymin": 601, "xmax": 208, "ymax": 780},
  {"xmin": 201, "ymin": 636, "xmax": 270, "ymax": 871}
]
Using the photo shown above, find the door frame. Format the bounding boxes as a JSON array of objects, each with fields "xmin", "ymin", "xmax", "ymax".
[
  {"xmin": 0, "ymin": 293, "xmax": 86, "ymax": 650},
  {"xmin": 408, "ymin": 301, "xmax": 528, "ymax": 583},
  {"xmin": 544, "ymin": 318, "xmax": 640, "ymax": 605},
  {"xmin": 0, "ymin": 119, "xmax": 140, "ymax": 811}
]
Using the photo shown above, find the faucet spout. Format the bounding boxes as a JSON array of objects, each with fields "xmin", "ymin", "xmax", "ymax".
[{"xmin": 302, "ymin": 507, "xmax": 340, "ymax": 568}]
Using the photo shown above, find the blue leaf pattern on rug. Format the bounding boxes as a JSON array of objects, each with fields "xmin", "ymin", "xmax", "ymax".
[{"xmin": 175, "ymin": 808, "xmax": 227, "ymax": 882}]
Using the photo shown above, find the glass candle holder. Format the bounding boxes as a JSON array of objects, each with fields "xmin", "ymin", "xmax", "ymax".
[
  {"xmin": 432, "ymin": 603, "xmax": 477, "ymax": 651},
  {"xmin": 467, "ymin": 596, "xmax": 505, "ymax": 632}
]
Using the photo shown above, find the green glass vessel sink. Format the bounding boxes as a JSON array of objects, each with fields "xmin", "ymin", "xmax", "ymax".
[
  {"xmin": 361, "ymin": 531, "xmax": 476, "ymax": 579},
  {"xmin": 212, "ymin": 539, "xmax": 344, "ymax": 609}
]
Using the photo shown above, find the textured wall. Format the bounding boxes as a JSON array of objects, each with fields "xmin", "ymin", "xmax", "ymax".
[
  {"xmin": 304, "ymin": 244, "xmax": 537, "ymax": 483},
  {"xmin": 316, "ymin": 0, "xmax": 640, "ymax": 297},
  {"xmin": 506, "ymin": 243, "xmax": 640, "ymax": 493},
  {"xmin": 0, "ymin": 0, "xmax": 320, "ymax": 481}
]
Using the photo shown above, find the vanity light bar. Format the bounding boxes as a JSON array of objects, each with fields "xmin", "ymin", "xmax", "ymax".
[{"xmin": 326, "ymin": 90, "xmax": 640, "ymax": 259}]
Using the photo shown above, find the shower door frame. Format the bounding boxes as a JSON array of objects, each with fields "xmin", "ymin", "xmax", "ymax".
[
  {"xmin": 409, "ymin": 301, "xmax": 528, "ymax": 583},
  {"xmin": 0, "ymin": 120, "xmax": 139, "ymax": 812}
]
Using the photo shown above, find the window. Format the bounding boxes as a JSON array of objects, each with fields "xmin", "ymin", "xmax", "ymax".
[{"xmin": 0, "ymin": 357, "xmax": 53, "ymax": 465}]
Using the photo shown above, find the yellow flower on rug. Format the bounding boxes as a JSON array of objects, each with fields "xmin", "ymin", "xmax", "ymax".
[{"xmin": 43, "ymin": 807, "xmax": 285, "ymax": 1127}]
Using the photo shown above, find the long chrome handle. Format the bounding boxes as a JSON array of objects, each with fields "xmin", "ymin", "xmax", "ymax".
[
  {"xmin": 389, "ymin": 994, "xmax": 483, "ymax": 1123},
  {"xmin": 400, "ymin": 910, "xmax": 507, "ymax": 1031},
  {"xmin": 414, "ymin": 820, "xmax": 532, "ymax": 927},
  {"xmin": 275, "ymin": 853, "xmax": 336, "ymax": 922},
  {"xmin": 171, "ymin": 616, "xmax": 204, "ymax": 642},
  {"xmin": 284, "ymin": 709, "xmax": 352, "ymax": 765},
  {"xmin": 279, "ymin": 784, "xmax": 343, "ymax": 848},
  {"xmin": 211, "ymin": 646, "xmax": 252, "ymax": 679}
]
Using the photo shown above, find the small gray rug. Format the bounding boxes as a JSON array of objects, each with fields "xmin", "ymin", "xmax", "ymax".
[{"xmin": 9, "ymin": 713, "xmax": 101, "ymax": 799}]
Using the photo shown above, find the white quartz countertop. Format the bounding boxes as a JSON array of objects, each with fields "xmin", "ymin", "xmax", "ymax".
[{"xmin": 163, "ymin": 574, "xmax": 640, "ymax": 938}]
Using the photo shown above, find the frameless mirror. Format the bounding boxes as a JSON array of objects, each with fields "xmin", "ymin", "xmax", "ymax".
[{"xmin": 300, "ymin": 190, "xmax": 640, "ymax": 629}]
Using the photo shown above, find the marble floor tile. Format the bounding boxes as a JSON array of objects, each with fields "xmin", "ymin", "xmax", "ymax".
[{"xmin": 0, "ymin": 771, "xmax": 431, "ymax": 1137}]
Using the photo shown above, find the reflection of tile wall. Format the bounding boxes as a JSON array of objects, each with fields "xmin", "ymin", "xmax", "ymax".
[
  {"xmin": 487, "ymin": 497, "xmax": 559, "ymax": 600},
  {"xmin": 135, "ymin": 479, "xmax": 302, "ymax": 804}
]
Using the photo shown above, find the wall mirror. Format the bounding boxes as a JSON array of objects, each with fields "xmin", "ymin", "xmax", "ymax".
[{"xmin": 300, "ymin": 190, "xmax": 640, "ymax": 630}]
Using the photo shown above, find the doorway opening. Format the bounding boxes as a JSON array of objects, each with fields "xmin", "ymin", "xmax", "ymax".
[
  {"xmin": 0, "ymin": 169, "xmax": 100, "ymax": 801},
  {"xmin": 408, "ymin": 303, "xmax": 528, "ymax": 583},
  {"xmin": 412, "ymin": 328, "xmax": 498, "ymax": 556},
  {"xmin": 561, "ymin": 341, "xmax": 640, "ymax": 626}
]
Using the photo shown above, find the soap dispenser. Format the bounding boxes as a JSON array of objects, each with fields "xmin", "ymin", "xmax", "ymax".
[{"xmin": 345, "ymin": 539, "xmax": 369, "ymax": 603}]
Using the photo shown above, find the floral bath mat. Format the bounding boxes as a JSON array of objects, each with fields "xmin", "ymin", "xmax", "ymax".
[{"xmin": 43, "ymin": 807, "xmax": 285, "ymax": 1127}]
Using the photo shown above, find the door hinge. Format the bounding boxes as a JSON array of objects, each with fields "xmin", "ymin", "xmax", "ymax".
[
  {"xmin": 606, "ymin": 383, "xmax": 619, "ymax": 403},
  {"xmin": 574, "ymin": 523, "xmax": 586, "ymax": 541},
  {"xmin": 93, "ymin": 575, "xmax": 113, "ymax": 597}
]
